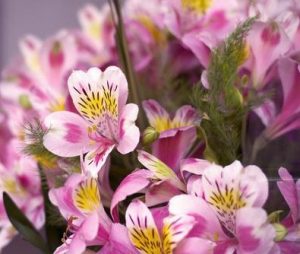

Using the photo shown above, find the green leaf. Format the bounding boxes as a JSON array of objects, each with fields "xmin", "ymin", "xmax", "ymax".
[
  {"xmin": 38, "ymin": 165, "xmax": 66, "ymax": 252},
  {"xmin": 3, "ymin": 192, "xmax": 50, "ymax": 254},
  {"xmin": 191, "ymin": 17, "xmax": 256, "ymax": 165}
]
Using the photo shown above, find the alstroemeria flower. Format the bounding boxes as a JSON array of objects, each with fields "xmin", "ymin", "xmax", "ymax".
[
  {"xmin": 125, "ymin": 199, "xmax": 195, "ymax": 254},
  {"xmin": 264, "ymin": 57, "xmax": 300, "ymax": 139},
  {"xmin": 247, "ymin": 21, "xmax": 291, "ymax": 88},
  {"xmin": 43, "ymin": 66, "xmax": 140, "ymax": 176},
  {"xmin": 51, "ymin": 174, "xmax": 136, "ymax": 254},
  {"xmin": 111, "ymin": 150, "xmax": 185, "ymax": 221},
  {"xmin": 276, "ymin": 167, "xmax": 300, "ymax": 252},
  {"xmin": 50, "ymin": 174, "xmax": 111, "ymax": 254},
  {"xmin": 143, "ymin": 99, "xmax": 199, "ymax": 172},
  {"xmin": 168, "ymin": 160, "xmax": 275, "ymax": 254}
]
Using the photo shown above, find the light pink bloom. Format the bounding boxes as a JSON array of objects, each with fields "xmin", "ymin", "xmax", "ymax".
[
  {"xmin": 125, "ymin": 199, "xmax": 195, "ymax": 254},
  {"xmin": 169, "ymin": 160, "xmax": 275, "ymax": 253},
  {"xmin": 143, "ymin": 99, "xmax": 199, "ymax": 172},
  {"xmin": 51, "ymin": 174, "xmax": 136, "ymax": 254},
  {"xmin": 276, "ymin": 167, "xmax": 300, "ymax": 252},
  {"xmin": 43, "ymin": 66, "xmax": 140, "ymax": 176}
]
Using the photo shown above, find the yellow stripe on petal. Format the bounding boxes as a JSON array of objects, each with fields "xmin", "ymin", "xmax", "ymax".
[
  {"xmin": 73, "ymin": 178, "xmax": 101, "ymax": 214},
  {"xmin": 129, "ymin": 227, "xmax": 162, "ymax": 254},
  {"xmin": 182, "ymin": 0, "xmax": 212, "ymax": 14}
]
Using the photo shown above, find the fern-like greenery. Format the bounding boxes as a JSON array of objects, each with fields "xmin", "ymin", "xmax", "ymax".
[{"xmin": 192, "ymin": 17, "xmax": 256, "ymax": 165}]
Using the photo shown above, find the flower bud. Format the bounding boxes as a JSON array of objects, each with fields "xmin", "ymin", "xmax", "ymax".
[
  {"xmin": 142, "ymin": 126, "xmax": 159, "ymax": 145},
  {"xmin": 273, "ymin": 223, "xmax": 288, "ymax": 242}
]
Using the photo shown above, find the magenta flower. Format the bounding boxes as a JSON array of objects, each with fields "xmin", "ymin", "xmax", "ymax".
[
  {"xmin": 43, "ymin": 66, "xmax": 140, "ymax": 176},
  {"xmin": 265, "ymin": 57, "xmax": 300, "ymax": 139},
  {"xmin": 276, "ymin": 167, "xmax": 300, "ymax": 252},
  {"xmin": 143, "ymin": 99, "xmax": 199, "ymax": 172}
]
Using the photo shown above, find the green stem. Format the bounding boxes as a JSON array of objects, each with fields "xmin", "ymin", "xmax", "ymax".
[
  {"xmin": 250, "ymin": 132, "xmax": 269, "ymax": 163},
  {"xmin": 108, "ymin": 0, "xmax": 143, "ymax": 128}
]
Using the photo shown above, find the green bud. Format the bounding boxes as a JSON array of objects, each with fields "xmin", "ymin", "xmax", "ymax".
[
  {"xmin": 18, "ymin": 94, "xmax": 32, "ymax": 109},
  {"xmin": 268, "ymin": 210, "xmax": 283, "ymax": 223},
  {"xmin": 273, "ymin": 223, "xmax": 288, "ymax": 242},
  {"xmin": 142, "ymin": 127, "xmax": 159, "ymax": 145}
]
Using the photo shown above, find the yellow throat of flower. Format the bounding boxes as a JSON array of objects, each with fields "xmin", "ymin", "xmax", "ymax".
[{"xmin": 182, "ymin": 0, "xmax": 212, "ymax": 14}]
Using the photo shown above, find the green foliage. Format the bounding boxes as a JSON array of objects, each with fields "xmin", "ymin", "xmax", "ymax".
[
  {"xmin": 192, "ymin": 17, "xmax": 256, "ymax": 165},
  {"xmin": 23, "ymin": 119, "xmax": 80, "ymax": 172},
  {"xmin": 3, "ymin": 192, "xmax": 50, "ymax": 254},
  {"xmin": 38, "ymin": 165, "xmax": 66, "ymax": 252},
  {"xmin": 23, "ymin": 120, "xmax": 57, "ymax": 168}
]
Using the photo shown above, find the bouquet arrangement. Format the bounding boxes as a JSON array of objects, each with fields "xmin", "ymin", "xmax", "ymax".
[{"xmin": 1, "ymin": 0, "xmax": 300, "ymax": 253}]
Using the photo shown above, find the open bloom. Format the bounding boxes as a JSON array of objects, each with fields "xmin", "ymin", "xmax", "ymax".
[
  {"xmin": 50, "ymin": 173, "xmax": 137, "ymax": 254},
  {"xmin": 43, "ymin": 66, "xmax": 140, "ymax": 176},
  {"xmin": 143, "ymin": 99, "xmax": 199, "ymax": 172},
  {"xmin": 169, "ymin": 160, "xmax": 275, "ymax": 253}
]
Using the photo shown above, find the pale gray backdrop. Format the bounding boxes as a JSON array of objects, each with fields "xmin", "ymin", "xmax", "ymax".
[{"xmin": 0, "ymin": 0, "xmax": 105, "ymax": 253}]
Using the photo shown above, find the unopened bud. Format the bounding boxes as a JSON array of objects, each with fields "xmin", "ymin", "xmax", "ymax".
[{"xmin": 142, "ymin": 126, "xmax": 159, "ymax": 145}]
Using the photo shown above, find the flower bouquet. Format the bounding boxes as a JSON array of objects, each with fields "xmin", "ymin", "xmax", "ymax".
[{"xmin": 1, "ymin": 0, "xmax": 300, "ymax": 253}]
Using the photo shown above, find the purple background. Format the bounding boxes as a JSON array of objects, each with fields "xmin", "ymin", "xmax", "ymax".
[{"xmin": 0, "ymin": 0, "xmax": 104, "ymax": 253}]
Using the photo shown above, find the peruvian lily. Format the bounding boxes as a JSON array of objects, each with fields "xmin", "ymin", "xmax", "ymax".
[
  {"xmin": 143, "ymin": 99, "xmax": 199, "ymax": 172},
  {"xmin": 50, "ymin": 173, "xmax": 137, "ymax": 254},
  {"xmin": 264, "ymin": 57, "xmax": 300, "ymax": 139},
  {"xmin": 247, "ymin": 21, "xmax": 291, "ymax": 88},
  {"xmin": 43, "ymin": 66, "xmax": 140, "ymax": 176},
  {"xmin": 0, "ymin": 152, "xmax": 44, "ymax": 251},
  {"xmin": 125, "ymin": 199, "xmax": 195, "ymax": 254},
  {"xmin": 110, "ymin": 150, "xmax": 185, "ymax": 221},
  {"xmin": 162, "ymin": 0, "xmax": 238, "ymax": 67},
  {"xmin": 276, "ymin": 167, "xmax": 300, "ymax": 252},
  {"xmin": 169, "ymin": 160, "xmax": 276, "ymax": 254}
]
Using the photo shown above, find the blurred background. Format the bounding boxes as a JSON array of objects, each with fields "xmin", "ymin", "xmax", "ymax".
[{"xmin": 0, "ymin": 1, "xmax": 104, "ymax": 253}]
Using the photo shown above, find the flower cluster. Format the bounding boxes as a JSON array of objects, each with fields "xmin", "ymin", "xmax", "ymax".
[{"xmin": 1, "ymin": 0, "xmax": 300, "ymax": 253}]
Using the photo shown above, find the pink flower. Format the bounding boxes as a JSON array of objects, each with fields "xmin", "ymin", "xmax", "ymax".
[
  {"xmin": 169, "ymin": 160, "xmax": 275, "ymax": 253},
  {"xmin": 125, "ymin": 199, "xmax": 195, "ymax": 254},
  {"xmin": 143, "ymin": 99, "xmax": 199, "ymax": 172},
  {"xmin": 276, "ymin": 167, "xmax": 300, "ymax": 252},
  {"xmin": 264, "ymin": 57, "xmax": 300, "ymax": 139},
  {"xmin": 50, "ymin": 174, "xmax": 111, "ymax": 254},
  {"xmin": 43, "ymin": 66, "xmax": 140, "ymax": 176},
  {"xmin": 51, "ymin": 174, "xmax": 136, "ymax": 254}
]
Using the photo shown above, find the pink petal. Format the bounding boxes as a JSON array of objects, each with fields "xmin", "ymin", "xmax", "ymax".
[
  {"xmin": 277, "ymin": 167, "xmax": 298, "ymax": 223},
  {"xmin": 82, "ymin": 144, "xmax": 115, "ymax": 177},
  {"xmin": 43, "ymin": 111, "xmax": 90, "ymax": 157},
  {"xmin": 175, "ymin": 238, "xmax": 215, "ymax": 254},
  {"xmin": 110, "ymin": 170, "xmax": 152, "ymax": 222},
  {"xmin": 125, "ymin": 200, "xmax": 162, "ymax": 252},
  {"xmin": 142, "ymin": 99, "xmax": 171, "ymax": 132},
  {"xmin": 152, "ymin": 127, "xmax": 197, "ymax": 174},
  {"xmin": 117, "ymin": 103, "xmax": 140, "ymax": 154},
  {"xmin": 235, "ymin": 207, "xmax": 275, "ymax": 254},
  {"xmin": 100, "ymin": 223, "xmax": 138, "ymax": 254},
  {"xmin": 168, "ymin": 194, "xmax": 227, "ymax": 241},
  {"xmin": 248, "ymin": 21, "xmax": 290, "ymax": 86}
]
